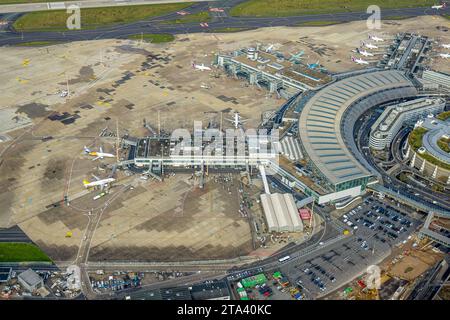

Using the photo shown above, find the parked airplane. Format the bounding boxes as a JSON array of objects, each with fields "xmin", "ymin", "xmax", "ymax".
[
  {"xmin": 432, "ymin": 3, "xmax": 446, "ymax": 9},
  {"xmin": 439, "ymin": 53, "xmax": 450, "ymax": 58},
  {"xmin": 265, "ymin": 44, "xmax": 275, "ymax": 53},
  {"xmin": 289, "ymin": 51, "xmax": 305, "ymax": 62},
  {"xmin": 357, "ymin": 48, "xmax": 374, "ymax": 57},
  {"xmin": 351, "ymin": 56, "xmax": 370, "ymax": 65},
  {"xmin": 83, "ymin": 175, "xmax": 115, "ymax": 190},
  {"xmin": 369, "ymin": 35, "xmax": 384, "ymax": 42},
  {"xmin": 307, "ymin": 60, "xmax": 320, "ymax": 69},
  {"xmin": 442, "ymin": 44, "xmax": 450, "ymax": 49},
  {"xmin": 192, "ymin": 61, "xmax": 211, "ymax": 71},
  {"xmin": 209, "ymin": 7, "xmax": 225, "ymax": 12},
  {"xmin": 362, "ymin": 42, "xmax": 378, "ymax": 49},
  {"xmin": 226, "ymin": 112, "xmax": 248, "ymax": 129},
  {"xmin": 84, "ymin": 146, "xmax": 115, "ymax": 161}
]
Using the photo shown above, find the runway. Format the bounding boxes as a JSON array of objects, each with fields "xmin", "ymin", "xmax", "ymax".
[{"xmin": 0, "ymin": 1, "xmax": 448, "ymax": 46}]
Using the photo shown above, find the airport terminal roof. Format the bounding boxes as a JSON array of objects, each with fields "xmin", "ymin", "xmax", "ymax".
[{"xmin": 298, "ymin": 70, "xmax": 414, "ymax": 186}]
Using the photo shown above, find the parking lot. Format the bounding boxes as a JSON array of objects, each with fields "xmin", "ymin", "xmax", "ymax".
[
  {"xmin": 279, "ymin": 198, "xmax": 419, "ymax": 298},
  {"xmin": 344, "ymin": 197, "xmax": 419, "ymax": 247}
]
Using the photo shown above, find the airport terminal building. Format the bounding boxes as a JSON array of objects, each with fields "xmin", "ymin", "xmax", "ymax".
[{"xmin": 296, "ymin": 70, "xmax": 418, "ymax": 200}]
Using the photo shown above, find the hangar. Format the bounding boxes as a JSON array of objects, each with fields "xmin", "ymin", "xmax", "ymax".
[{"xmin": 260, "ymin": 193, "xmax": 303, "ymax": 233}]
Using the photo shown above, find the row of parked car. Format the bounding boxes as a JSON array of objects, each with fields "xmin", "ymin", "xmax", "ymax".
[{"xmin": 299, "ymin": 263, "xmax": 336, "ymax": 292}]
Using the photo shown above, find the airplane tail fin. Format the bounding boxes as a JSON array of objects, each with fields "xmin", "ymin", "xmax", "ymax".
[
  {"xmin": 351, "ymin": 56, "xmax": 355, "ymax": 61},
  {"xmin": 83, "ymin": 179, "xmax": 90, "ymax": 186}
]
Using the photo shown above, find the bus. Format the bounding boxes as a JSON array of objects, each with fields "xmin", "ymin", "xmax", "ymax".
[{"xmin": 278, "ymin": 255, "xmax": 291, "ymax": 263}]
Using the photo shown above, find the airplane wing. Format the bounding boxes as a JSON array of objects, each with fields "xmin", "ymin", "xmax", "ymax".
[
  {"xmin": 100, "ymin": 146, "xmax": 103, "ymax": 153},
  {"xmin": 92, "ymin": 156, "xmax": 101, "ymax": 161},
  {"xmin": 92, "ymin": 174, "xmax": 101, "ymax": 181}
]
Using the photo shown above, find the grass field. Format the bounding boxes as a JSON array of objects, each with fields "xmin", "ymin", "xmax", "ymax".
[
  {"xmin": 127, "ymin": 33, "xmax": 174, "ymax": 43},
  {"xmin": 437, "ymin": 111, "xmax": 450, "ymax": 121},
  {"xmin": 296, "ymin": 20, "xmax": 344, "ymax": 26},
  {"xmin": 230, "ymin": 0, "xmax": 436, "ymax": 17},
  {"xmin": 212, "ymin": 27, "xmax": 252, "ymax": 33},
  {"xmin": 409, "ymin": 127, "xmax": 427, "ymax": 150},
  {"xmin": 161, "ymin": 11, "xmax": 210, "ymax": 24},
  {"xmin": 13, "ymin": 2, "xmax": 193, "ymax": 32},
  {"xmin": 437, "ymin": 138, "xmax": 450, "ymax": 153},
  {"xmin": 0, "ymin": 243, "xmax": 52, "ymax": 262},
  {"xmin": 14, "ymin": 41, "xmax": 63, "ymax": 46}
]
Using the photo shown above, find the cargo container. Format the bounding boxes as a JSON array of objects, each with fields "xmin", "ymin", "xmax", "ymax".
[
  {"xmin": 273, "ymin": 271, "xmax": 282, "ymax": 279},
  {"xmin": 357, "ymin": 280, "xmax": 366, "ymax": 289},
  {"xmin": 241, "ymin": 273, "xmax": 267, "ymax": 288}
]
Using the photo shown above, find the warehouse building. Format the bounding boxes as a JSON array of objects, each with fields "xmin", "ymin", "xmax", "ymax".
[
  {"xmin": 18, "ymin": 269, "xmax": 43, "ymax": 292},
  {"xmin": 190, "ymin": 281, "xmax": 231, "ymax": 300},
  {"xmin": 260, "ymin": 193, "xmax": 303, "ymax": 233},
  {"xmin": 369, "ymin": 97, "xmax": 446, "ymax": 150}
]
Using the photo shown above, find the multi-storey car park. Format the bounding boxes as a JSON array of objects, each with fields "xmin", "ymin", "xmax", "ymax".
[
  {"xmin": 406, "ymin": 113, "xmax": 450, "ymax": 184},
  {"xmin": 369, "ymin": 97, "xmax": 446, "ymax": 150}
]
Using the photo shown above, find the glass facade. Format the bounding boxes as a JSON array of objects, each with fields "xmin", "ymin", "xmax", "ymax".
[{"xmin": 335, "ymin": 176, "xmax": 369, "ymax": 192}]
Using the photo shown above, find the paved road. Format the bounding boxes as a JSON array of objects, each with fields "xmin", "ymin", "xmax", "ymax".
[
  {"xmin": 0, "ymin": 3, "xmax": 448, "ymax": 46},
  {"xmin": 0, "ymin": 0, "xmax": 215, "ymax": 14}
]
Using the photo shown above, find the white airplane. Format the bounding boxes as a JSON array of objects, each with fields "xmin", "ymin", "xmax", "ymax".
[
  {"xmin": 265, "ymin": 44, "xmax": 274, "ymax": 53},
  {"xmin": 84, "ymin": 146, "xmax": 115, "ymax": 161},
  {"xmin": 192, "ymin": 61, "xmax": 211, "ymax": 71},
  {"xmin": 369, "ymin": 35, "xmax": 384, "ymax": 42},
  {"xmin": 442, "ymin": 44, "xmax": 450, "ymax": 49},
  {"xmin": 351, "ymin": 56, "xmax": 370, "ymax": 65},
  {"xmin": 83, "ymin": 175, "xmax": 115, "ymax": 190},
  {"xmin": 362, "ymin": 42, "xmax": 378, "ymax": 49},
  {"xmin": 432, "ymin": 3, "xmax": 446, "ymax": 9},
  {"xmin": 439, "ymin": 53, "xmax": 450, "ymax": 58},
  {"xmin": 357, "ymin": 48, "xmax": 374, "ymax": 57},
  {"xmin": 226, "ymin": 112, "xmax": 248, "ymax": 129}
]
